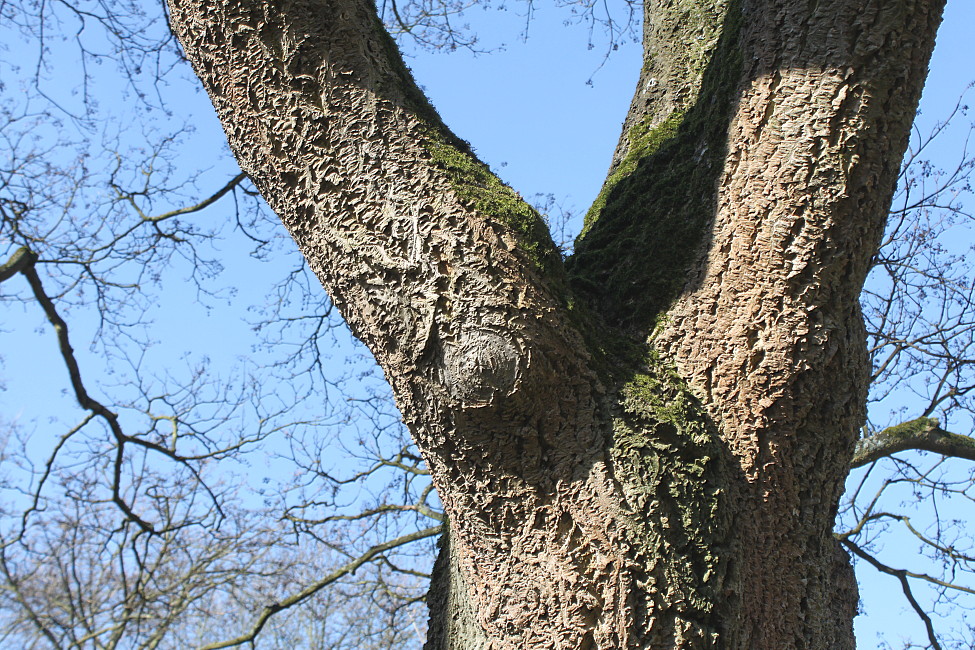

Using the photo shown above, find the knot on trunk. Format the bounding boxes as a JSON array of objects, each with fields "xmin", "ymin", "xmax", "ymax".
[{"xmin": 441, "ymin": 328, "xmax": 519, "ymax": 405}]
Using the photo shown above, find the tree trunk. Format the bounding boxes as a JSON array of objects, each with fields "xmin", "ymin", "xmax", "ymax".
[{"xmin": 167, "ymin": 0, "xmax": 944, "ymax": 647}]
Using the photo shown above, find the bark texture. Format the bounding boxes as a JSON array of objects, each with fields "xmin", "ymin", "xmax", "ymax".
[
  {"xmin": 168, "ymin": 0, "xmax": 945, "ymax": 647},
  {"xmin": 660, "ymin": 1, "xmax": 943, "ymax": 644}
]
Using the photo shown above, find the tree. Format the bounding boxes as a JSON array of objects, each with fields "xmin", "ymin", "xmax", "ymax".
[
  {"xmin": 159, "ymin": 0, "xmax": 956, "ymax": 647},
  {"xmin": 2, "ymin": 0, "xmax": 974, "ymax": 648}
]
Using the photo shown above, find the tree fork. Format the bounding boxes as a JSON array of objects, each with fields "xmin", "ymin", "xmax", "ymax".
[{"xmin": 168, "ymin": 0, "xmax": 946, "ymax": 647}]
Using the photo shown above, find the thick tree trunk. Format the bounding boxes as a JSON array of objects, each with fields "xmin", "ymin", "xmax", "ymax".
[{"xmin": 168, "ymin": 0, "xmax": 944, "ymax": 647}]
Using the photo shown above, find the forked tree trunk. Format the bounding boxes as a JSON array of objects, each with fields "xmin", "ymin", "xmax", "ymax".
[{"xmin": 167, "ymin": 0, "xmax": 944, "ymax": 647}]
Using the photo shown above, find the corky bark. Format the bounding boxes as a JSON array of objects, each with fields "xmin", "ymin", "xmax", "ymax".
[{"xmin": 168, "ymin": 0, "xmax": 945, "ymax": 647}]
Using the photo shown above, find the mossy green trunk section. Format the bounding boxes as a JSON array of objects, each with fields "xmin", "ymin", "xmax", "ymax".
[
  {"xmin": 568, "ymin": 0, "xmax": 742, "ymax": 332},
  {"xmin": 609, "ymin": 352, "xmax": 738, "ymax": 646}
]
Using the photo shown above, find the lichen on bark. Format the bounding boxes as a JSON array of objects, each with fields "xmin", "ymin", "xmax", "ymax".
[{"xmin": 607, "ymin": 350, "xmax": 736, "ymax": 645}]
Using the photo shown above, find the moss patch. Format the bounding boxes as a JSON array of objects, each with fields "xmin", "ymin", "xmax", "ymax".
[
  {"xmin": 580, "ymin": 110, "xmax": 687, "ymax": 239},
  {"xmin": 622, "ymin": 361, "xmax": 711, "ymax": 448},
  {"xmin": 880, "ymin": 417, "xmax": 939, "ymax": 439},
  {"xmin": 363, "ymin": 15, "xmax": 561, "ymax": 276},
  {"xmin": 566, "ymin": 1, "xmax": 743, "ymax": 334},
  {"xmin": 567, "ymin": 108, "xmax": 722, "ymax": 329},
  {"xmin": 423, "ymin": 133, "xmax": 561, "ymax": 274},
  {"xmin": 608, "ymin": 349, "xmax": 731, "ymax": 629}
]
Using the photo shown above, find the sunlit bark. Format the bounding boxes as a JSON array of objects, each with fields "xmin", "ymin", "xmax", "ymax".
[{"xmin": 168, "ymin": 0, "xmax": 946, "ymax": 646}]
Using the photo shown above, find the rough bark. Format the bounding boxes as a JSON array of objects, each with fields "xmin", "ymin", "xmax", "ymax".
[
  {"xmin": 168, "ymin": 0, "xmax": 945, "ymax": 647},
  {"xmin": 657, "ymin": 1, "xmax": 943, "ymax": 644},
  {"xmin": 572, "ymin": 0, "xmax": 944, "ymax": 645}
]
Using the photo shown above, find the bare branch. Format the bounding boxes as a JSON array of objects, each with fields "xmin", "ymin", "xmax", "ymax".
[
  {"xmin": 199, "ymin": 525, "xmax": 442, "ymax": 650},
  {"xmin": 0, "ymin": 247, "xmax": 37, "ymax": 284},
  {"xmin": 842, "ymin": 538, "xmax": 950, "ymax": 650},
  {"xmin": 853, "ymin": 417, "xmax": 975, "ymax": 468},
  {"xmin": 18, "ymin": 248, "xmax": 156, "ymax": 534}
]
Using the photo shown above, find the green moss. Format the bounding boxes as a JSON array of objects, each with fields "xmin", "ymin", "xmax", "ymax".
[
  {"xmin": 881, "ymin": 417, "xmax": 939, "ymax": 439},
  {"xmin": 609, "ymin": 349, "xmax": 730, "ymax": 620},
  {"xmin": 622, "ymin": 372, "xmax": 708, "ymax": 447},
  {"xmin": 580, "ymin": 110, "xmax": 687, "ymax": 238},
  {"xmin": 362, "ymin": 16, "xmax": 561, "ymax": 275},
  {"xmin": 423, "ymin": 134, "xmax": 560, "ymax": 273},
  {"xmin": 567, "ymin": 112, "xmax": 721, "ymax": 328}
]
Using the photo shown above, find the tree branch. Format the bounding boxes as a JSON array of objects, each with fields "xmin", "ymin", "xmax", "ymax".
[
  {"xmin": 198, "ymin": 525, "xmax": 443, "ymax": 650},
  {"xmin": 0, "ymin": 247, "xmax": 38, "ymax": 284},
  {"xmin": 114, "ymin": 171, "xmax": 247, "ymax": 223},
  {"xmin": 165, "ymin": 0, "xmax": 576, "ymax": 381},
  {"xmin": 17, "ymin": 250, "xmax": 156, "ymax": 533},
  {"xmin": 841, "ymin": 538, "xmax": 945, "ymax": 650},
  {"xmin": 12, "ymin": 246, "xmax": 238, "ymax": 535},
  {"xmin": 852, "ymin": 417, "xmax": 975, "ymax": 468}
]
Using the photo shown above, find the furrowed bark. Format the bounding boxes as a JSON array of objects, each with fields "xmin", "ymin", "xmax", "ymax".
[
  {"xmin": 658, "ymin": 1, "xmax": 945, "ymax": 645},
  {"xmin": 168, "ymin": 1, "xmax": 731, "ymax": 647},
  {"xmin": 574, "ymin": 0, "xmax": 945, "ymax": 646},
  {"xmin": 170, "ymin": 0, "xmax": 946, "ymax": 647}
]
